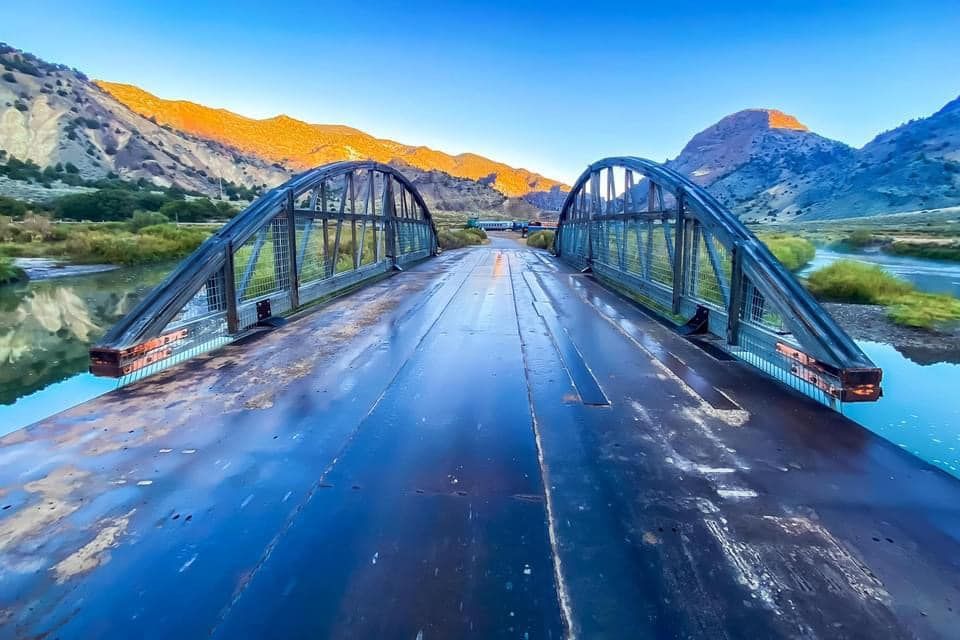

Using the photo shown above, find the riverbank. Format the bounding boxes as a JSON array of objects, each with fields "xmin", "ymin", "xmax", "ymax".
[{"xmin": 824, "ymin": 302, "xmax": 960, "ymax": 356}]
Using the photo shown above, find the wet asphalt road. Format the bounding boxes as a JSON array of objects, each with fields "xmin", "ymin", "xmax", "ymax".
[{"xmin": 0, "ymin": 236, "xmax": 958, "ymax": 639}]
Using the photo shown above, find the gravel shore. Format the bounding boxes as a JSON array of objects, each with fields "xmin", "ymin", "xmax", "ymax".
[{"xmin": 823, "ymin": 302, "xmax": 960, "ymax": 364}]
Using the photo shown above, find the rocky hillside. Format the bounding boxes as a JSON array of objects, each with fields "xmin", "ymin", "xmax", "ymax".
[
  {"xmin": 668, "ymin": 109, "xmax": 855, "ymax": 221},
  {"xmin": 97, "ymin": 81, "xmax": 567, "ymax": 199},
  {"xmin": 0, "ymin": 44, "xmax": 289, "ymax": 196},
  {"xmin": 670, "ymin": 103, "xmax": 960, "ymax": 221}
]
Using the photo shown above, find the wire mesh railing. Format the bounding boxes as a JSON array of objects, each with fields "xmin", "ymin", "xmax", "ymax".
[
  {"xmin": 90, "ymin": 161, "xmax": 438, "ymax": 382},
  {"xmin": 554, "ymin": 157, "xmax": 882, "ymax": 409}
]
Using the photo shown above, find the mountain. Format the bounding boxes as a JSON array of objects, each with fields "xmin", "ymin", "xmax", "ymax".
[
  {"xmin": 0, "ymin": 44, "xmax": 288, "ymax": 196},
  {"xmin": 818, "ymin": 97, "xmax": 960, "ymax": 219},
  {"xmin": 96, "ymin": 81, "xmax": 566, "ymax": 199},
  {"xmin": 670, "ymin": 103, "xmax": 960, "ymax": 221},
  {"xmin": 668, "ymin": 109, "xmax": 855, "ymax": 221}
]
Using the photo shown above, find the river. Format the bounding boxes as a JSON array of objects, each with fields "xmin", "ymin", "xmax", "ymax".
[
  {"xmin": 1, "ymin": 250, "xmax": 959, "ymax": 479},
  {"xmin": 0, "ymin": 260, "xmax": 173, "ymax": 431}
]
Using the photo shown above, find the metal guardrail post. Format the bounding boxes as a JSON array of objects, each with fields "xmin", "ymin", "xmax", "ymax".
[
  {"xmin": 223, "ymin": 240, "xmax": 239, "ymax": 334},
  {"xmin": 726, "ymin": 242, "xmax": 745, "ymax": 345},
  {"xmin": 285, "ymin": 189, "xmax": 300, "ymax": 310},
  {"xmin": 672, "ymin": 190, "xmax": 686, "ymax": 314}
]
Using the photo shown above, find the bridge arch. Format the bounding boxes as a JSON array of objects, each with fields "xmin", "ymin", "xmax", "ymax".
[
  {"xmin": 90, "ymin": 161, "xmax": 437, "ymax": 379},
  {"xmin": 555, "ymin": 156, "xmax": 881, "ymax": 406}
]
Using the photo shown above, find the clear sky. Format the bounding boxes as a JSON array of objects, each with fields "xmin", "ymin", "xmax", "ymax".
[{"xmin": 5, "ymin": 1, "xmax": 960, "ymax": 183}]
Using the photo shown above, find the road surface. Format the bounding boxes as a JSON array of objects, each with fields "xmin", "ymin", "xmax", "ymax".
[{"xmin": 1, "ymin": 236, "xmax": 958, "ymax": 639}]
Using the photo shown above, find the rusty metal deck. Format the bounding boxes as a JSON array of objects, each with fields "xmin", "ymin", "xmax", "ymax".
[{"xmin": 1, "ymin": 237, "xmax": 958, "ymax": 639}]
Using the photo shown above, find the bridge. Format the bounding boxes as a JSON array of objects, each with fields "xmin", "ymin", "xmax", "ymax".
[{"xmin": 0, "ymin": 159, "xmax": 957, "ymax": 638}]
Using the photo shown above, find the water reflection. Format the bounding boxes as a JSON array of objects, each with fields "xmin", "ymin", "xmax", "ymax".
[
  {"xmin": 0, "ymin": 263, "xmax": 172, "ymax": 426},
  {"xmin": 846, "ymin": 341, "xmax": 960, "ymax": 479}
]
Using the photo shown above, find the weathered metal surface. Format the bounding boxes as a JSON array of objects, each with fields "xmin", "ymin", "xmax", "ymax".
[
  {"xmin": 554, "ymin": 157, "xmax": 882, "ymax": 407},
  {"xmin": 1, "ymin": 237, "xmax": 958, "ymax": 639}
]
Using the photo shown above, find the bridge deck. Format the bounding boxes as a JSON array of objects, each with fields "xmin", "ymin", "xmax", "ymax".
[{"xmin": 2, "ymin": 236, "xmax": 959, "ymax": 639}]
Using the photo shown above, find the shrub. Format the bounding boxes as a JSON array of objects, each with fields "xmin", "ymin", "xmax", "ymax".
[
  {"xmin": 2, "ymin": 72, "xmax": 16, "ymax": 83},
  {"xmin": 838, "ymin": 230, "xmax": 876, "ymax": 248},
  {"xmin": 0, "ymin": 256, "xmax": 26, "ymax": 285},
  {"xmin": 527, "ymin": 229, "xmax": 555, "ymax": 250},
  {"xmin": 128, "ymin": 210, "xmax": 170, "ymax": 231},
  {"xmin": 438, "ymin": 228, "xmax": 484, "ymax": 250},
  {"xmin": 760, "ymin": 234, "xmax": 816, "ymax": 271},
  {"xmin": 64, "ymin": 162, "xmax": 79, "ymax": 174},
  {"xmin": 13, "ymin": 100, "xmax": 28, "ymax": 112},
  {"xmin": 806, "ymin": 260, "xmax": 912, "ymax": 303}
]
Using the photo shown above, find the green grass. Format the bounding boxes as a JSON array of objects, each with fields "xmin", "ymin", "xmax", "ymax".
[
  {"xmin": 806, "ymin": 259, "xmax": 960, "ymax": 329},
  {"xmin": 526, "ymin": 229, "xmax": 555, "ymax": 250},
  {"xmin": 759, "ymin": 234, "xmax": 816, "ymax": 271}
]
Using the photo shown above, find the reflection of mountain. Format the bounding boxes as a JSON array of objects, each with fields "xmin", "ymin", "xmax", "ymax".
[
  {"xmin": 0, "ymin": 264, "xmax": 171, "ymax": 405},
  {"xmin": 895, "ymin": 344, "xmax": 960, "ymax": 367}
]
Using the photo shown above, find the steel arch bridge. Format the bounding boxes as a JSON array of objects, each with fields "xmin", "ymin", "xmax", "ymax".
[
  {"xmin": 554, "ymin": 157, "xmax": 881, "ymax": 406},
  {"xmin": 90, "ymin": 161, "xmax": 437, "ymax": 379}
]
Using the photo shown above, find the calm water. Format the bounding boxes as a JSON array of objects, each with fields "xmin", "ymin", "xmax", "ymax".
[
  {"xmin": 1, "ymin": 253, "xmax": 959, "ymax": 480},
  {"xmin": 0, "ymin": 261, "xmax": 173, "ymax": 432}
]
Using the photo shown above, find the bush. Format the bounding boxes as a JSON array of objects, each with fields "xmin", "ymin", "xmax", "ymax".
[
  {"xmin": 2, "ymin": 72, "xmax": 15, "ymax": 83},
  {"xmin": 128, "ymin": 210, "xmax": 169, "ymax": 231},
  {"xmin": 527, "ymin": 229, "xmax": 555, "ymax": 250},
  {"xmin": 0, "ymin": 256, "xmax": 26, "ymax": 285},
  {"xmin": 806, "ymin": 260, "xmax": 912, "ymax": 303},
  {"xmin": 438, "ymin": 228, "xmax": 485, "ymax": 250},
  {"xmin": 838, "ymin": 230, "xmax": 876, "ymax": 248},
  {"xmin": 761, "ymin": 234, "xmax": 816, "ymax": 271},
  {"xmin": 13, "ymin": 100, "xmax": 28, "ymax": 112}
]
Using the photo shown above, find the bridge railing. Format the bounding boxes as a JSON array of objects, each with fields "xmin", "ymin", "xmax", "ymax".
[
  {"xmin": 90, "ymin": 161, "xmax": 437, "ymax": 380},
  {"xmin": 554, "ymin": 157, "xmax": 881, "ymax": 408}
]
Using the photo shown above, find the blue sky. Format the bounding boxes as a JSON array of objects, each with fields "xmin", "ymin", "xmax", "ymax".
[{"xmin": 6, "ymin": 1, "xmax": 960, "ymax": 183}]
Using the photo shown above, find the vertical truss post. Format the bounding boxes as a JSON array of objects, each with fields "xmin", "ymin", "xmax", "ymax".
[
  {"xmin": 689, "ymin": 221, "xmax": 702, "ymax": 297},
  {"xmin": 386, "ymin": 179, "xmax": 399, "ymax": 268},
  {"xmin": 331, "ymin": 174, "xmax": 347, "ymax": 277},
  {"xmin": 726, "ymin": 242, "xmax": 745, "ymax": 345},
  {"xmin": 672, "ymin": 190, "xmax": 686, "ymax": 314},
  {"xmin": 350, "ymin": 172, "xmax": 359, "ymax": 269},
  {"xmin": 223, "ymin": 240, "xmax": 239, "ymax": 334},
  {"xmin": 321, "ymin": 181, "xmax": 330, "ymax": 277},
  {"xmin": 285, "ymin": 189, "xmax": 300, "ymax": 310}
]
